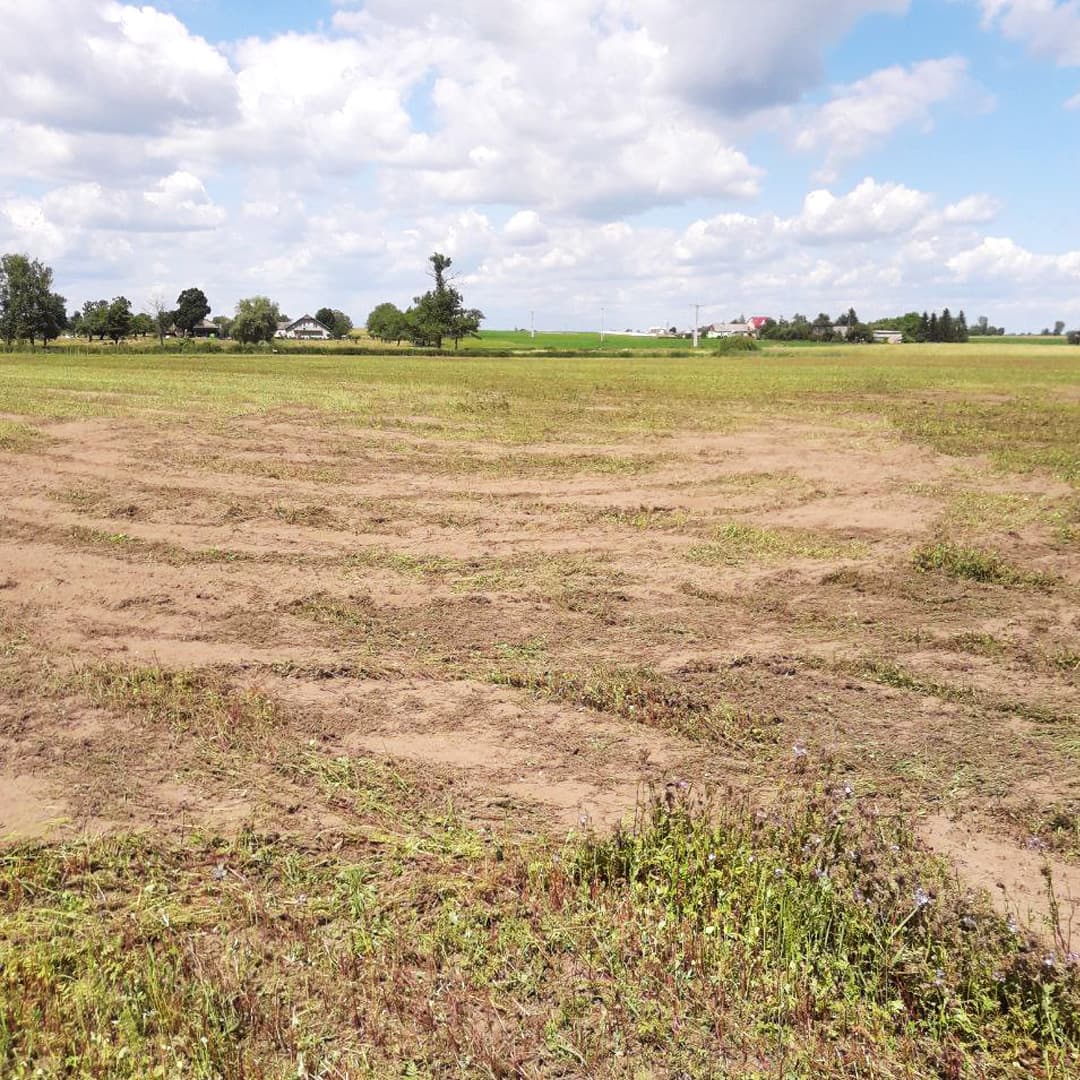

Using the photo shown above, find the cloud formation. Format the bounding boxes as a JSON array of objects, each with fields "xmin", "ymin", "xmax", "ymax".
[{"xmin": 0, "ymin": 0, "xmax": 1074, "ymax": 329}]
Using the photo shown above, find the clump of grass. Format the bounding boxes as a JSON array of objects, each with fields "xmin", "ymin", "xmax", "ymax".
[
  {"xmin": 0, "ymin": 420, "xmax": 48, "ymax": 453},
  {"xmin": 689, "ymin": 522, "xmax": 868, "ymax": 566},
  {"xmin": 71, "ymin": 665, "xmax": 283, "ymax": 752},
  {"xmin": 913, "ymin": 541, "xmax": 1058, "ymax": 588},
  {"xmin": 2, "ymin": 788, "xmax": 1078, "ymax": 1077},
  {"xmin": 272, "ymin": 502, "xmax": 338, "ymax": 528},
  {"xmin": 490, "ymin": 665, "xmax": 749, "ymax": 743}
]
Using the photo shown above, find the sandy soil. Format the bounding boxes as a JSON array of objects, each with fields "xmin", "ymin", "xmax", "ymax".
[{"xmin": 1, "ymin": 410, "xmax": 1077, "ymax": 931}]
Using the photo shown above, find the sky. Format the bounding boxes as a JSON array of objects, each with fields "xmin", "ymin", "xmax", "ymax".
[{"xmin": 0, "ymin": 0, "xmax": 1078, "ymax": 332}]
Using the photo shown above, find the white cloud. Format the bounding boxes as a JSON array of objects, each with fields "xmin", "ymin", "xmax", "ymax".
[
  {"xmin": 793, "ymin": 58, "xmax": 985, "ymax": 180},
  {"xmin": 947, "ymin": 236, "xmax": 1080, "ymax": 281},
  {"xmin": 0, "ymin": 1, "xmax": 236, "ymax": 134},
  {"xmin": 977, "ymin": 0, "xmax": 1080, "ymax": 66},
  {"xmin": 0, "ymin": 2, "xmax": 1074, "ymax": 329}
]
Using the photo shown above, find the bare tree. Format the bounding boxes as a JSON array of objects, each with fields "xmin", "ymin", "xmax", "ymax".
[{"xmin": 145, "ymin": 294, "xmax": 172, "ymax": 346}]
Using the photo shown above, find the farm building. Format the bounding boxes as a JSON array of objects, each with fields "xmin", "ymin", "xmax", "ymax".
[
  {"xmin": 708, "ymin": 322, "xmax": 754, "ymax": 338},
  {"xmin": 275, "ymin": 315, "xmax": 333, "ymax": 340},
  {"xmin": 190, "ymin": 319, "xmax": 219, "ymax": 338},
  {"xmin": 872, "ymin": 330, "xmax": 903, "ymax": 344}
]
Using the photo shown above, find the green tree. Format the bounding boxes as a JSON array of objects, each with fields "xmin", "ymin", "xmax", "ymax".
[
  {"xmin": 0, "ymin": 253, "xmax": 56, "ymax": 346},
  {"xmin": 79, "ymin": 300, "xmax": 109, "ymax": 342},
  {"xmin": 366, "ymin": 302, "xmax": 408, "ymax": 344},
  {"xmin": 130, "ymin": 313, "xmax": 153, "ymax": 337},
  {"xmin": 174, "ymin": 287, "xmax": 210, "ymax": 336},
  {"xmin": 956, "ymin": 310, "xmax": 969, "ymax": 343},
  {"xmin": 405, "ymin": 253, "xmax": 484, "ymax": 349},
  {"xmin": 316, "ymin": 307, "xmax": 353, "ymax": 339},
  {"xmin": 1053, "ymin": 320, "xmax": 1066, "ymax": 336},
  {"xmin": 940, "ymin": 308, "xmax": 954, "ymax": 343},
  {"xmin": 231, "ymin": 296, "xmax": 281, "ymax": 344},
  {"xmin": 928, "ymin": 312, "xmax": 939, "ymax": 342},
  {"xmin": 104, "ymin": 296, "xmax": 133, "ymax": 344},
  {"xmin": 1066, "ymin": 330, "xmax": 1080, "ymax": 345},
  {"xmin": 36, "ymin": 291, "xmax": 68, "ymax": 346},
  {"xmin": 811, "ymin": 312, "xmax": 834, "ymax": 340},
  {"xmin": 212, "ymin": 315, "xmax": 233, "ymax": 338}
]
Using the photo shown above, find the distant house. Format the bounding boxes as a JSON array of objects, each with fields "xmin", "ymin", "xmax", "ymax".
[
  {"xmin": 275, "ymin": 314, "xmax": 332, "ymax": 340},
  {"xmin": 873, "ymin": 330, "xmax": 903, "ymax": 345},
  {"xmin": 708, "ymin": 322, "xmax": 754, "ymax": 338},
  {"xmin": 747, "ymin": 316, "xmax": 770, "ymax": 333},
  {"xmin": 190, "ymin": 319, "xmax": 219, "ymax": 338}
]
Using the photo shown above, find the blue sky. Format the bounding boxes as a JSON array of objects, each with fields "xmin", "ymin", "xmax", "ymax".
[{"xmin": 1, "ymin": 0, "xmax": 1078, "ymax": 330}]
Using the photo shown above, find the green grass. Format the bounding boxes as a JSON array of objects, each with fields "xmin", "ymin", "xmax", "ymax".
[
  {"xmin": 912, "ymin": 541, "xmax": 1059, "ymax": 589},
  {"xmin": 688, "ymin": 522, "xmax": 869, "ymax": 566},
  {"xmin": 1, "ymin": 346, "xmax": 1076, "ymax": 452},
  {"xmin": 0, "ymin": 419, "xmax": 48, "ymax": 452},
  {"xmin": 2, "ymin": 784, "xmax": 1078, "ymax": 1078}
]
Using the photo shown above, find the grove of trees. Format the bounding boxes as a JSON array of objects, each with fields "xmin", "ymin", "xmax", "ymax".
[
  {"xmin": 230, "ymin": 296, "xmax": 282, "ymax": 344},
  {"xmin": 366, "ymin": 253, "xmax": 484, "ymax": 349},
  {"xmin": 0, "ymin": 254, "xmax": 68, "ymax": 346}
]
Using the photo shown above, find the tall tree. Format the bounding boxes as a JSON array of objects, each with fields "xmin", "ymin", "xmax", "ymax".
[
  {"xmin": 36, "ymin": 291, "xmax": 68, "ymax": 346},
  {"xmin": 231, "ymin": 296, "xmax": 281, "ymax": 344},
  {"xmin": 104, "ymin": 296, "xmax": 133, "ymax": 344},
  {"xmin": 940, "ymin": 308, "xmax": 954, "ymax": 343},
  {"xmin": 405, "ymin": 253, "xmax": 484, "ymax": 349},
  {"xmin": 80, "ymin": 300, "xmax": 109, "ymax": 341},
  {"xmin": 174, "ymin": 287, "xmax": 210, "ymax": 336},
  {"xmin": 1053, "ymin": 320, "xmax": 1066, "ymax": 336},
  {"xmin": 956, "ymin": 310, "xmax": 969, "ymax": 343}
]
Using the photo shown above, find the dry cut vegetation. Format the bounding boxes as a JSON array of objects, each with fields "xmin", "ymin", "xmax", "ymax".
[{"xmin": 0, "ymin": 344, "xmax": 1078, "ymax": 1077}]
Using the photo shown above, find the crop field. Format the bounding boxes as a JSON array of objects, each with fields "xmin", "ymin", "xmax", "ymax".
[{"xmin": 1, "ymin": 343, "xmax": 1078, "ymax": 1077}]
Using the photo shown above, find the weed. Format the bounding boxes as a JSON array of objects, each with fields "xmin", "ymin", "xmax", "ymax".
[
  {"xmin": 913, "ymin": 541, "xmax": 1058, "ymax": 588},
  {"xmin": 689, "ymin": 522, "xmax": 868, "ymax": 566}
]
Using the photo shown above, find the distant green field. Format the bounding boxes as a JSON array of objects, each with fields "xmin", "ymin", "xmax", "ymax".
[
  {"xmin": 1, "ymin": 344, "xmax": 1077, "ymax": 478},
  {"xmin": 969, "ymin": 334, "xmax": 1072, "ymax": 346}
]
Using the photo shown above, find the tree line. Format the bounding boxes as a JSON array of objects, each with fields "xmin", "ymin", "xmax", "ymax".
[{"xmin": 365, "ymin": 253, "xmax": 484, "ymax": 349}]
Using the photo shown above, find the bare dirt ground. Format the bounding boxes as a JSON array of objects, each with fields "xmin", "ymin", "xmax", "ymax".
[{"xmin": 1, "ymin": 409, "xmax": 1077, "ymax": 932}]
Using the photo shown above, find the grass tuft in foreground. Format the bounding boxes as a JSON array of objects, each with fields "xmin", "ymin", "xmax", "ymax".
[
  {"xmin": 913, "ymin": 541, "xmax": 1059, "ymax": 588},
  {"xmin": 1, "ymin": 787, "xmax": 1078, "ymax": 1077}
]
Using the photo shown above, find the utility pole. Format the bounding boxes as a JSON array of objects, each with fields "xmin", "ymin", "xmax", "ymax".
[
  {"xmin": 692, "ymin": 303, "xmax": 700, "ymax": 349},
  {"xmin": 530, "ymin": 310, "xmax": 535, "ymax": 339}
]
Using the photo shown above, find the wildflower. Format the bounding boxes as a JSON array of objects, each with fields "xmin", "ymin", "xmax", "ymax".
[
  {"xmin": 773, "ymin": 867, "xmax": 784, "ymax": 879},
  {"xmin": 853, "ymin": 887, "xmax": 865, "ymax": 903},
  {"xmin": 707, "ymin": 852, "xmax": 716, "ymax": 863},
  {"xmin": 677, "ymin": 779, "xmax": 690, "ymax": 792},
  {"xmin": 579, "ymin": 814, "xmax": 590, "ymax": 827},
  {"xmin": 793, "ymin": 742, "xmax": 808, "ymax": 760},
  {"xmin": 959, "ymin": 916, "xmax": 976, "ymax": 931},
  {"xmin": 1067, "ymin": 952, "xmax": 1079, "ymax": 968},
  {"xmin": 992, "ymin": 970, "xmax": 1005, "ymax": 984},
  {"xmin": 1025, "ymin": 836, "xmax": 1048, "ymax": 853},
  {"xmin": 212, "ymin": 864, "xmax": 227, "ymax": 882},
  {"xmin": 933, "ymin": 969, "xmax": 945, "ymax": 988},
  {"xmin": 914, "ymin": 887, "xmax": 932, "ymax": 909},
  {"xmin": 1043, "ymin": 953, "xmax": 1057, "ymax": 970},
  {"xmin": 843, "ymin": 783, "xmax": 854, "ymax": 799},
  {"xmin": 1006, "ymin": 915, "xmax": 1019, "ymax": 935},
  {"xmin": 813, "ymin": 868, "xmax": 829, "ymax": 882}
]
